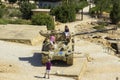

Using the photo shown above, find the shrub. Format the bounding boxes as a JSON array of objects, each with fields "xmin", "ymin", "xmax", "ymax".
[
  {"xmin": 93, "ymin": 23, "xmax": 106, "ymax": 30},
  {"xmin": 0, "ymin": 4, "xmax": 6, "ymax": 18},
  {"xmin": 0, "ymin": 18, "xmax": 31, "ymax": 24},
  {"xmin": 93, "ymin": 25, "xmax": 105, "ymax": 30},
  {"xmin": 89, "ymin": 7, "xmax": 98, "ymax": 17},
  {"xmin": 0, "ymin": 8, "xmax": 4, "ymax": 18},
  {"xmin": 9, "ymin": 19, "xmax": 31, "ymax": 24},
  {"xmin": 9, "ymin": 9, "xmax": 22, "ymax": 18},
  {"xmin": 117, "ymin": 24, "xmax": 120, "ymax": 28},
  {"xmin": 0, "ymin": 19, "xmax": 9, "ymax": 24},
  {"xmin": 31, "ymin": 13, "xmax": 55, "ymax": 30}
]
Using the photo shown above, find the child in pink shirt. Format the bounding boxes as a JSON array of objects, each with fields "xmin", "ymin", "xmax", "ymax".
[{"xmin": 50, "ymin": 35, "xmax": 55, "ymax": 45}]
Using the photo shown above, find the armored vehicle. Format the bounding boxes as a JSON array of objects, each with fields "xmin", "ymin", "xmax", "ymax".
[{"xmin": 40, "ymin": 30, "xmax": 74, "ymax": 65}]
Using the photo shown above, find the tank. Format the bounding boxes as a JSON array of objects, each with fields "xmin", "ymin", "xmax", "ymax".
[{"xmin": 40, "ymin": 30, "xmax": 74, "ymax": 65}]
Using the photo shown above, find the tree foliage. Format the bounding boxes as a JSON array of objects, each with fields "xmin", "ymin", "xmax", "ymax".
[
  {"xmin": 50, "ymin": 4, "xmax": 76, "ymax": 23},
  {"xmin": 92, "ymin": 0, "xmax": 112, "ymax": 18},
  {"xmin": 19, "ymin": 2, "xmax": 36, "ymax": 19},
  {"xmin": 110, "ymin": 0, "xmax": 120, "ymax": 24},
  {"xmin": 31, "ymin": 13, "xmax": 55, "ymax": 30},
  {"xmin": 8, "ymin": 0, "xmax": 17, "ymax": 4},
  {"xmin": 0, "ymin": 4, "xmax": 6, "ymax": 18},
  {"xmin": 9, "ymin": 9, "xmax": 22, "ymax": 18},
  {"xmin": 75, "ymin": 0, "xmax": 88, "ymax": 13},
  {"xmin": 62, "ymin": 0, "xmax": 88, "ymax": 13}
]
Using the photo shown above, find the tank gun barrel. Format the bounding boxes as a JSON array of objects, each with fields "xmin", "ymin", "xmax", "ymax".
[
  {"xmin": 72, "ymin": 27, "xmax": 117, "ymax": 36},
  {"xmin": 39, "ymin": 30, "xmax": 63, "ymax": 37}
]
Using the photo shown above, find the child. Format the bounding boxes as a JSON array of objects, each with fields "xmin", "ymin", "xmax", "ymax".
[
  {"xmin": 43, "ymin": 59, "xmax": 52, "ymax": 79},
  {"xmin": 64, "ymin": 25, "xmax": 70, "ymax": 39},
  {"xmin": 50, "ymin": 34, "xmax": 55, "ymax": 45}
]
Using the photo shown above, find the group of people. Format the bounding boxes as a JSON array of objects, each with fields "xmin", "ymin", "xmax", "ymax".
[
  {"xmin": 49, "ymin": 25, "xmax": 70, "ymax": 50},
  {"xmin": 43, "ymin": 25, "xmax": 70, "ymax": 79}
]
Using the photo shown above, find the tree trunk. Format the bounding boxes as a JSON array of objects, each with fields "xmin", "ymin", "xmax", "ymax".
[{"xmin": 81, "ymin": 9, "xmax": 83, "ymax": 20}]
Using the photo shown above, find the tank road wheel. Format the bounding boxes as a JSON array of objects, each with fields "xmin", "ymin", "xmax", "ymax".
[
  {"xmin": 41, "ymin": 54, "xmax": 48, "ymax": 65},
  {"xmin": 67, "ymin": 54, "xmax": 73, "ymax": 65}
]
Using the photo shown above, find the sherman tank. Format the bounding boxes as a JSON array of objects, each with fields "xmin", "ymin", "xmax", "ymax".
[{"xmin": 40, "ymin": 30, "xmax": 74, "ymax": 65}]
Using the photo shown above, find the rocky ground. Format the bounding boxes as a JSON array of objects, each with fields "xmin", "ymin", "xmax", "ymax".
[{"xmin": 74, "ymin": 38, "xmax": 120, "ymax": 80}]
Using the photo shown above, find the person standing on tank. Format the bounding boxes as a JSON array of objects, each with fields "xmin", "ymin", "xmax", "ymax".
[{"xmin": 64, "ymin": 25, "xmax": 70, "ymax": 39}]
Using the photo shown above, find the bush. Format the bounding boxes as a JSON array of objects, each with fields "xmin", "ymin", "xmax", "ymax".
[
  {"xmin": 9, "ymin": 19, "xmax": 31, "ymax": 24},
  {"xmin": 9, "ymin": 9, "xmax": 22, "ymax": 18},
  {"xmin": 0, "ymin": 19, "xmax": 9, "ymax": 24},
  {"xmin": 0, "ymin": 18, "xmax": 31, "ymax": 24},
  {"xmin": 117, "ymin": 24, "xmax": 120, "ymax": 28},
  {"xmin": 93, "ymin": 25, "xmax": 105, "ymax": 30},
  {"xmin": 0, "ymin": 4, "xmax": 6, "ymax": 18},
  {"xmin": 89, "ymin": 7, "xmax": 97, "ymax": 17},
  {"xmin": 93, "ymin": 23, "xmax": 106, "ymax": 30},
  {"xmin": 0, "ymin": 8, "xmax": 4, "ymax": 18},
  {"xmin": 31, "ymin": 13, "xmax": 55, "ymax": 30},
  {"xmin": 50, "ymin": 5, "xmax": 76, "ymax": 23},
  {"xmin": 20, "ymin": 1, "xmax": 36, "ymax": 19}
]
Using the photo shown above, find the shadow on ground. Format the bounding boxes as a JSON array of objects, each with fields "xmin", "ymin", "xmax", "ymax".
[
  {"xmin": 34, "ymin": 76, "xmax": 44, "ymax": 79},
  {"xmin": 19, "ymin": 53, "xmax": 42, "ymax": 67},
  {"xmin": 19, "ymin": 53, "xmax": 71, "ymax": 67},
  {"xmin": 51, "ymin": 60, "xmax": 70, "ymax": 67}
]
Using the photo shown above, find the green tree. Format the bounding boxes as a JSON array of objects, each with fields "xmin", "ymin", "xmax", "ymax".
[
  {"xmin": 19, "ymin": 1, "xmax": 36, "ymax": 19},
  {"xmin": 18, "ymin": 0, "xmax": 29, "ymax": 4},
  {"xmin": 63, "ymin": 0, "xmax": 88, "ymax": 20},
  {"xmin": 0, "ymin": 4, "xmax": 6, "ymax": 18},
  {"xmin": 0, "ymin": 0, "xmax": 2, "ymax": 5},
  {"xmin": 51, "ymin": 4, "xmax": 76, "ymax": 23},
  {"xmin": 31, "ymin": 13, "xmax": 55, "ymax": 30},
  {"xmin": 75, "ymin": 0, "xmax": 88, "ymax": 20},
  {"xmin": 110, "ymin": 0, "xmax": 120, "ymax": 24},
  {"xmin": 8, "ymin": 0, "xmax": 17, "ymax": 4},
  {"xmin": 92, "ymin": 0, "xmax": 112, "ymax": 18}
]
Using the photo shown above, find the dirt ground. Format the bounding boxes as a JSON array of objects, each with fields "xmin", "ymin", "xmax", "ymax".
[
  {"xmin": 0, "ymin": 27, "xmax": 120, "ymax": 80},
  {"xmin": 0, "ymin": 40, "xmax": 76, "ymax": 80}
]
